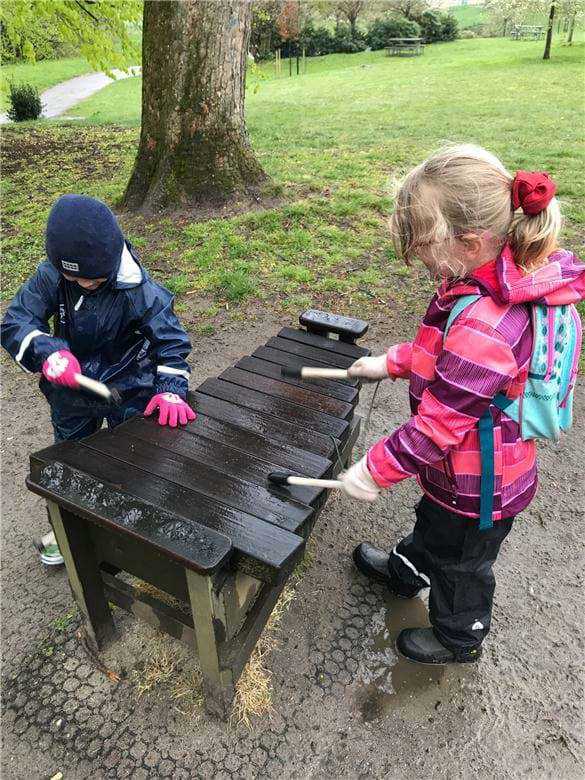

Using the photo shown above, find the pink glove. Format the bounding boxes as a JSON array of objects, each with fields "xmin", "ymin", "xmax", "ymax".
[
  {"xmin": 144, "ymin": 393, "xmax": 197, "ymax": 427},
  {"xmin": 42, "ymin": 350, "xmax": 81, "ymax": 388}
]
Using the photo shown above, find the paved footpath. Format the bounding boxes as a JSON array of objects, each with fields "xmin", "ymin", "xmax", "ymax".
[
  {"xmin": 1, "ymin": 67, "xmax": 140, "ymax": 123},
  {"xmin": 1, "ymin": 317, "xmax": 583, "ymax": 779}
]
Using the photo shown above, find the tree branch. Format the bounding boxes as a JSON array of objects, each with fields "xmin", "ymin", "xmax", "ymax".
[{"xmin": 74, "ymin": 0, "xmax": 100, "ymax": 24}]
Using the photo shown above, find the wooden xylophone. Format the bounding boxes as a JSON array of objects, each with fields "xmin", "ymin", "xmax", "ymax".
[{"xmin": 26, "ymin": 310, "xmax": 370, "ymax": 718}]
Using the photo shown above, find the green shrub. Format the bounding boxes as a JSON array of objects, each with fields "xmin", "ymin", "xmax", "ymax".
[
  {"xmin": 460, "ymin": 29, "xmax": 477, "ymax": 39},
  {"xmin": 8, "ymin": 84, "xmax": 43, "ymax": 122},
  {"xmin": 439, "ymin": 14, "xmax": 459, "ymax": 42},
  {"xmin": 333, "ymin": 24, "xmax": 367, "ymax": 54},
  {"xmin": 366, "ymin": 17, "xmax": 422, "ymax": 50},
  {"xmin": 7, "ymin": 83, "xmax": 43, "ymax": 121},
  {"xmin": 418, "ymin": 11, "xmax": 459, "ymax": 43},
  {"xmin": 300, "ymin": 23, "xmax": 335, "ymax": 57}
]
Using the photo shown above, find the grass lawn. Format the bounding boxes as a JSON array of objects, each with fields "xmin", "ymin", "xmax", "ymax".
[
  {"xmin": 447, "ymin": 4, "xmax": 487, "ymax": 30},
  {"xmin": 2, "ymin": 37, "xmax": 584, "ymax": 335},
  {"xmin": 0, "ymin": 57, "xmax": 92, "ymax": 111}
]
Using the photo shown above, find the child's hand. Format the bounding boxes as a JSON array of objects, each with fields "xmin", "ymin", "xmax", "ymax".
[
  {"xmin": 144, "ymin": 393, "xmax": 197, "ymax": 427},
  {"xmin": 339, "ymin": 456, "xmax": 381, "ymax": 502},
  {"xmin": 42, "ymin": 350, "xmax": 81, "ymax": 388},
  {"xmin": 347, "ymin": 354, "xmax": 391, "ymax": 381}
]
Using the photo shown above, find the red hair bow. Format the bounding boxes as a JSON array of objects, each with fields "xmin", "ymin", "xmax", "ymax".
[{"xmin": 512, "ymin": 171, "xmax": 556, "ymax": 216}]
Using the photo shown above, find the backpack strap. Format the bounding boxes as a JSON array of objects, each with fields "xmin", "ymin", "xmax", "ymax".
[
  {"xmin": 444, "ymin": 294, "xmax": 495, "ymax": 530},
  {"xmin": 444, "ymin": 294, "xmax": 481, "ymax": 339}
]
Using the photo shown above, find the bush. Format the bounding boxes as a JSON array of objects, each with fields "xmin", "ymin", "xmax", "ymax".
[
  {"xmin": 439, "ymin": 14, "xmax": 459, "ymax": 42},
  {"xmin": 7, "ymin": 83, "xmax": 43, "ymax": 122},
  {"xmin": 332, "ymin": 24, "xmax": 367, "ymax": 54},
  {"xmin": 460, "ymin": 29, "xmax": 477, "ymax": 39},
  {"xmin": 366, "ymin": 17, "xmax": 422, "ymax": 50},
  {"xmin": 300, "ymin": 23, "xmax": 335, "ymax": 57},
  {"xmin": 418, "ymin": 11, "xmax": 459, "ymax": 43}
]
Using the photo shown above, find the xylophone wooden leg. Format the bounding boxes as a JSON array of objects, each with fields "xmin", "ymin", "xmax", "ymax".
[
  {"xmin": 47, "ymin": 501, "xmax": 117, "ymax": 654},
  {"xmin": 186, "ymin": 569, "xmax": 235, "ymax": 719}
]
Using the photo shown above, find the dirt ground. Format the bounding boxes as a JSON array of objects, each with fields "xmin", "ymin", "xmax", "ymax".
[{"xmin": 1, "ymin": 311, "xmax": 584, "ymax": 779}]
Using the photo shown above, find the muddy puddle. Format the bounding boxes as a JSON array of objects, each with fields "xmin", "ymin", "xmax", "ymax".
[{"xmin": 354, "ymin": 594, "xmax": 471, "ymax": 722}]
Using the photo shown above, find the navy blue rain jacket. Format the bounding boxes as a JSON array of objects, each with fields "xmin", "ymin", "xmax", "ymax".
[{"xmin": 1, "ymin": 244, "xmax": 191, "ymax": 408}]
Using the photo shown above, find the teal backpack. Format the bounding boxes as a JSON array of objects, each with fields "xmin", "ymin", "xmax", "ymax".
[{"xmin": 445, "ymin": 295, "xmax": 581, "ymax": 530}]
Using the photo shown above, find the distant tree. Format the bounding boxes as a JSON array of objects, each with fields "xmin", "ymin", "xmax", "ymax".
[
  {"xmin": 250, "ymin": 0, "xmax": 282, "ymax": 60},
  {"xmin": 485, "ymin": 0, "xmax": 584, "ymax": 58},
  {"xmin": 335, "ymin": 1, "xmax": 366, "ymax": 36},
  {"xmin": 543, "ymin": 1, "xmax": 556, "ymax": 58},
  {"xmin": 382, "ymin": 0, "xmax": 430, "ymax": 22},
  {"xmin": 0, "ymin": 0, "xmax": 140, "ymax": 71},
  {"xmin": 278, "ymin": 0, "xmax": 301, "ymax": 44}
]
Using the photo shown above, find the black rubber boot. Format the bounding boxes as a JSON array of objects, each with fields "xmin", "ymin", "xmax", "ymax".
[
  {"xmin": 352, "ymin": 543, "xmax": 421, "ymax": 599},
  {"xmin": 396, "ymin": 627, "xmax": 482, "ymax": 665}
]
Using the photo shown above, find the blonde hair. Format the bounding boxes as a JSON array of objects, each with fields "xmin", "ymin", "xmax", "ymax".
[{"xmin": 390, "ymin": 144, "xmax": 562, "ymax": 276}]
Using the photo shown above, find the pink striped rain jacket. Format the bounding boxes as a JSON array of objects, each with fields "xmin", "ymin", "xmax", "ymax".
[{"xmin": 367, "ymin": 246, "xmax": 585, "ymax": 521}]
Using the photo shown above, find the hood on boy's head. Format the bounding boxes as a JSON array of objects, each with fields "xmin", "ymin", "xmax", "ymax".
[{"xmin": 45, "ymin": 194, "xmax": 124, "ymax": 280}]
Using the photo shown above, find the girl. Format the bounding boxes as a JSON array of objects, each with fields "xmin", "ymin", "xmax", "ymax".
[
  {"xmin": 2, "ymin": 194, "xmax": 196, "ymax": 565},
  {"xmin": 339, "ymin": 145, "xmax": 584, "ymax": 665}
]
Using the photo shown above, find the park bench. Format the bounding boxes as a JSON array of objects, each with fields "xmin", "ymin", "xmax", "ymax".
[
  {"xmin": 510, "ymin": 25, "xmax": 544, "ymax": 40},
  {"xmin": 385, "ymin": 37, "xmax": 424, "ymax": 57},
  {"xmin": 26, "ymin": 309, "xmax": 370, "ymax": 718}
]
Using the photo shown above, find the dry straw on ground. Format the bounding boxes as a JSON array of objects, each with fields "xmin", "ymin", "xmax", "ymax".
[{"xmin": 130, "ymin": 541, "xmax": 314, "ymax": 726}]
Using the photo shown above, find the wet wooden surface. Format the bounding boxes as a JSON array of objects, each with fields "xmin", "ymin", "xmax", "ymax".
[
  {"xmin": 28, "ymin": 323, "xmax": 369, "ymax": 577},
  {"xmin": 218, "ymin": 367, "xmax": 354, "ymax": 420},
  {"xmin": 234, "ymin": 356, "xmax": 358, "ymax": 403},
  {"xmin": 252, "ymin": 344, "xmax": 358, "ymax": 385},
  {"xmin": 264, "ymin": 337, "xmax": 358, "ymax": 370}
]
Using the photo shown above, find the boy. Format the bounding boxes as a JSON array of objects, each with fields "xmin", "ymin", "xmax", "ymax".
[{"xmin": 2, "ymin": 194, "xmax": 196, "ymax": 564}]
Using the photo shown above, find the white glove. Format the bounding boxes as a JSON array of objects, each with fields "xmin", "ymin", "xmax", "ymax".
[
  {"xmin": 339, "ymin": 455, "xmax": 381, "ymax": 503},
  {"xmin": 347, "ymin": 354, "xmax": 390, "ymax": 381}
]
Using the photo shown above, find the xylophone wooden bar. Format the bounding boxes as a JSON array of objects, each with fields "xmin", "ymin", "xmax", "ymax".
[{"xmin": 26, "ymin": 310, "xmax": 370, "ymax": 718}]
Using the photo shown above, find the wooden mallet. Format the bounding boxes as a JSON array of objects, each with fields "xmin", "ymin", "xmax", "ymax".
[
  {"xmin": 267, "ymin": 470, "xmax": 344, "ymax": 490},
  {"xmin": 280, "ymin": 366, "xmax": 349, "ymax": 381},
  {"xmin": 74, "ymin": 374, "xmax": 122, "ymax": 405}
]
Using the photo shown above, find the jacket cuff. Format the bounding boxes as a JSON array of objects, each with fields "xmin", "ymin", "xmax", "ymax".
[
  {"xmin": 154, "ymin": 375, "xmax": 188, "ymax": 400},
  {"xmin": 367, "ymin": 440, "xmax": 411, "ymax": 488},
  {"xmin": 386, "ymin": 342, "xmax": 412, "ymax": 380},
  {"xmin": 25, "ymin": 336, "xmax": 69, "ymax": 374}
]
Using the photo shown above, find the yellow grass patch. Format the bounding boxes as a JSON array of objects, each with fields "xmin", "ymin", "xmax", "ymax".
[{"xmin": 131, "ymin": 542, "xmax": 315, "ymax": 726}]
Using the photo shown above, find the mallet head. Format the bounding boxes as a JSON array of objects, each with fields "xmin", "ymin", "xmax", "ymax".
[{"xmin": 267, "ymin": 470, "xmax": 293, "ymax": 486}]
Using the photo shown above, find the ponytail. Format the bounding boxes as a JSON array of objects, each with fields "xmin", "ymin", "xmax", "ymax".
[
  {"xmin": 508, "ymin": 170, "xmax": 561, "ymax": 269},
  {"xmin": 508, "ymin": 198, "xmax": 562, "ymax": 269}
]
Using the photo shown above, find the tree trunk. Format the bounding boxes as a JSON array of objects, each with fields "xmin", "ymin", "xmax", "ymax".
[
  {"xmin": 567, "ymin": 13, "xmax": 576, "ymax": 44},
  {"xmin": 123, "ymin": 0, "xmax": 267, "ymax": 212},
  {"xmin": 543, "ymin": 2, "xmax": 555, "ymax": 60}
]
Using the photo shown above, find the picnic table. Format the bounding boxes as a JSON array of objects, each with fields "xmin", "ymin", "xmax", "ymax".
[
  {"xmin": 26, "ymin": 309, "xmax": 370, "ymax": 718},
  {"xmin": 385, "ymin": 37, "xmax": 424, "ymax": 56},
  {"xmin": 510, "ymin": 25, "xmax": 544, "ymax": 40}
]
